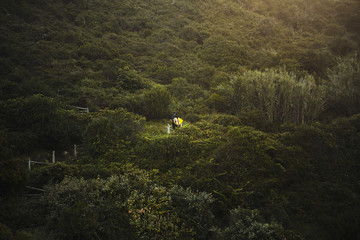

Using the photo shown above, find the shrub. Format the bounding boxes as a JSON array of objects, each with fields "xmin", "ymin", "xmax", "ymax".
[
  {"xmin": 212, "ymin": 126, "xmax": 284, "ymax": 208},
  {"xmin": 169, "ymin": 185, "xmax": 215, "ymax": 240},
  {"xmin": 168, "ymin": 77, "xmax": 206, "ymax": 100},
  {"xmin": 206, "ymin": 93, "xmax": 230, "ymax": 113},
  {"xmin": 230, "ymin": 69, "xmax": 325, "ymax": 124},
  {"xmin": 77, "ymin": 77, "xmax": 121, "ymax": 110},
  {"xmin": 0, "ymin": 129, "xmax": 26, "ymax": 194},
  {"xmin": 83, "ymin": 108, "xmax": 144, "ymax": 159},
  {"xmin": 27, "ymin": 162, "xmax": 80, "ymax": 187},
  {"xmin": 215, "ymin": 207, "xmax": 293, "ymax": 240},
  {"xmin": 141, "ymin": 86, "xmax": 171, "ymax": 120},
  {"xmin": 212, "ymin": 114, "xmax": 242, "ymax": 127},
  {"xmin": 0, "ymin": 222, "xmax": 14, "ymax": 240},
  {"xmin": 14, "ymin": 230, "xmax": 35, "ymax": 240},
  {"xmin": 327, "ymin": 55, "xmax": 360, "ymax": 116},
  {"xmin": 40, "ymin": 169, "xmax": 217, "ymax": 240},
  {"xmin": 134, "ymin": 134, "xmax": 191, "ymax": 171},
  {"xmin": 117, "ymin": 66, "xmax": 146, "ymax": 91},
  {"xmin": 0, "ymin": 94, "xmax": 82, "ymax": 151},
  {"xmin": 198, "ymin": 36, "xmax": 249, "ymax": 67},
  {"xmin": 41, "ymin": 176, "xmax": 136, "ymax": 240},
  {"xmin": 78, "ymin": 41, "xmax": 113, "ymax": 60}
]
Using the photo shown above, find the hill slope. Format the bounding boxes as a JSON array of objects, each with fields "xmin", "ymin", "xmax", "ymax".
[{"xmin": 1, "ymin": 0, "xmax": 360, "ymax": 239}]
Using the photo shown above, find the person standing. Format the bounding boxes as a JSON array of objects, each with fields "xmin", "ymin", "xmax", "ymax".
[{"xmin": 171, "ymin": 112, "xmax": 179, "ymax": 130}]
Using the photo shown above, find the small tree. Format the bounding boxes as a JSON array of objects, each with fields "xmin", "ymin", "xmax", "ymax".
[
  {"xmin": 327, "ymin": 55, "xmax": 360, "ymax": 115},
  {"xmin": 141, "ymin": 85, "xmax": 171, "ymax": 120},
  {"xmin": 230, "ymin": 69, "xmax": 325, "ymax": 124}
]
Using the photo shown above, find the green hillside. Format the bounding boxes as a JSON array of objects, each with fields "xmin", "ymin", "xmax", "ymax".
[{"xmin": 1, "ymin": 0, "xmax": 360, "ymax": 239}]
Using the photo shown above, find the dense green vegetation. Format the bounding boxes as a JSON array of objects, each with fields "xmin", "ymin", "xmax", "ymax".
[{"xmin": 1, "ymin": 0, "xmax": 360, "ymax": 239}]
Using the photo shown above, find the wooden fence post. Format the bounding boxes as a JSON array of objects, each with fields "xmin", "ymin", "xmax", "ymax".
[
  {"xmin": 52, "ymin": 151, "xmax": 55, "ymax": 164},
  {"xmin": 76, "ymin": 106, "xmax": 89, "ymax": 113}
]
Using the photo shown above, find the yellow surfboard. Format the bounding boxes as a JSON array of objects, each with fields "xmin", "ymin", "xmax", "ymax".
[{"xmin": 174, "ymin": 118, "xmax": 183, "ymax": 126}]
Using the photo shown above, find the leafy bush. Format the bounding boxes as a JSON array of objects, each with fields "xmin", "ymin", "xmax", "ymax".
[
  {"xmin": 212, "ymin": 126, "xmax": 283, "ymax": 208},
  {"xmin": 134, "ymin": 134, "xmax": 191, "ymax": 171},
  {"xmin": 41, "ymin": 176, "xmax": 136, "ymax": 240},
  {"xmin": 215, "ymin": 207, "xmax": 296, "ymax": 240},
  {"xmin": 116, "ymin": 66, "xmax": 147, "ymax": 91},
  {"xmin": 178, "ymin": 26, "xmax": 203, "ymax": 43},
  {"xmin": 77, "ymin": 77, "xmax": 120, "ymax": 110},
  {"xmin": 83, "ymin": 108, "xmax": 144, "ymax": 159},
  {"xmin": 39, "ymin": 167, "xmax": 217, "ymax": 240},
  {"xmin": 141, "ymin": 86, "xmax": 171, "ymax": 120},
  {"xmin": 0, "ymin": 94, "xmax": 82, "ymax": 150},
  {"xmin": 27, "ymin": 162, "xmax": 80, "ymax": 187},
  {"xmin": 78, "ymin": 41, "xmax": 114, "ymax": 60},
  {"xmin": 206, "ymin": 93, "xmax": 231, "ymax": 113},
  {"xmin": 169, "ymin": 185, "xmax": 215, "ymax": 240},
  {"xmin": 211, "ymin": 114, "xmax": 242, "ymax": 127},
  {"xmin": 168, "ymin": 77, "xmax": 206, "ymax": 100},
  {"xmin": 123, "ymin": 169, "xmax": 216, "ymax": 240}
]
